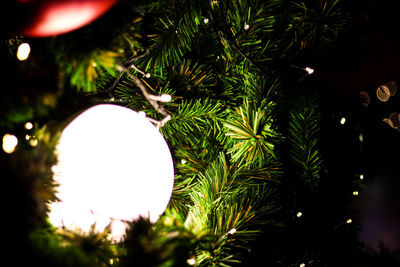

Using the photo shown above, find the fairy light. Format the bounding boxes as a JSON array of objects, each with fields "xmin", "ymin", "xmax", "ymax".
[
  {"xmin": 145, "ymin": 73, "xmax": 151, "ymax": 78},
  {"xmin": 359, "ymin": 133, "xmax": 363, "ymax": 142},
  {"xmin": 305, "ymin": 67, "xmax": 314, "ymax": 74},
  {"xmin": 300, "ymin": 263, "xmax": 306, "ymax": 267},
  {"xmin": 296, "ymin": 212, "xmax": 303, "ymax": 218},
  {"xmin": 244, "ymin": 24, "xmax": 250, "ymax": 30},
  {"xmin": 204, "ymin": 18, "xmax": 209, "ymax": 24},
  {"xmin": 29, "ymin": 137, "xmax": 39, "ymax": 147},
  {"xmin": 17, "ymin": 42, "xmax": 31, "ymax": 61},
  {"xmin": 187, "ymin": 258, "xmax": 196, "ymax": 265},
  {"xmin": 359, "ymin": 174, "xmax": 364, "ymax": 180},
  {"xmin": 340, "ymin": 117, "xmax": 346, "ymax": 125},
  {"xmin": 181, "ymin": 159, "xmax": 187, "ymax": 164},
  {"xmin": 2, "ymin": 134, "xmax": 18, "ymax": 154},
  {"xmin": 160, "ymin": 94, "xmax": 172, "ymax": 102},
  {"xmin": 352, "ymin": 191, "xmax": 359, "ymax": 196},
  {"xmin": 346, "ymin": 218, "xmax": 352, "ymax": 224},
  {"xmin": 228, "ymin": 228, "xmax": 237, "ymax": 235},
  {"xmin": 148, "ymin": 94, "xmax": 172, "ymax": 103},
  {"xmin": 24, "ymin": 122, "xmax": 33, "ymax": 130}
]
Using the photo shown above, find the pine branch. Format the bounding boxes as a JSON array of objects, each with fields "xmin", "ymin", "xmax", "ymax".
[
  {"xmin": 224, "ymin": 100, "xmax": 279, "ymax": 166},
  {"xmin": 288, "ymin": 94, "xmax": 322, "ymax": 189}
]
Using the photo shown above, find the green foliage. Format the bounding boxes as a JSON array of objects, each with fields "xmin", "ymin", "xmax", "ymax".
[
  {"xmin": 4, "ymin": 0, "xmax": 348, "ymax": 265},
  {"xmin": 184, "ymin": 153, "xmax": 280, "ymax": 266},
  {"xmin": 288, "ymin": 94, "xmax": 322, "ymax": 189},
  {"xmin": 161, "ymin": 98, "xmax": 226, "ymax": 146},
  {"xmin": 224, "ymin": 100, "xmax": 279, "ymax": 166},
  {"xmin": 285, "ymin": 0, "xmax": 347, "ymax": 53},
  {"xmin": 120, "ymin": 212, "xmax": 199, "ymax": 267},
  {"xmin": 29, "ymin": 225, "xmax": 118, "ymax": 267}
]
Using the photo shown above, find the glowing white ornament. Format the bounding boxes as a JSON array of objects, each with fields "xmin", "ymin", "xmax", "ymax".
[{"xmin": 48, "ymin": 104, "xmax": 174, "ymax": 241}]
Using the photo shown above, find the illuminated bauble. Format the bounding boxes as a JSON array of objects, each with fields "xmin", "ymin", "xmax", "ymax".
[
  {"xmin": 7, "ymin": 0, "xmax": 118, "ymax": 37},
  {"xmin": 48, "ymin": 104, "xmax": 174, "ymax": 241}
]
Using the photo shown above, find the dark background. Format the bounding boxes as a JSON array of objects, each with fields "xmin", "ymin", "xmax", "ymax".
[{"xmin": 316, "ymin": 0, "xmax": 400, "ymax": 256}]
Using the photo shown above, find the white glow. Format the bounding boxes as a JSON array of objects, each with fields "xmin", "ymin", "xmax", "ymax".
[
  {"xmin": 244, "ymin": 24, "xmax": 250, "ymax": 30},
  {"xmin": 300, "ymin": 264, "xmax": 306, "ymax": 267},
  {"xmin": 160, "ymin": 94, "xmax": 172, "ymax": 102},
  {"xmin": 203, "ymin": 18, "xmax": 209, "ymax": 24},
  {"xmin": 48, "ymin": 104, "xmax": 174, "ymax": 241},
  {"xmin": 340, "ymin": 117, "xmax": 346, "ymax": 125},
  {"xmin": 305, "ymin": 67, "xmax": 314, "ymax": 74},
  {"xmin": 353, "ymin": 191, "xmax": 359, "ymax": 196},
  {"xmin": 2, "ymin": 134, "xmax": 18, "ymax": 154},
  {"xmin": 228, "ymin": 228, "xmax": 237, "ymax": 235},
  {"xmin": 25, "ymin": 122, "xmax": 33, "ymax": 130},
  {"xmin": 359, "ymin": 174, "xmax": 364, "ymax": 180},
  {"xmin": 297, "ymin": 212, "xmax": 303, "ymax": 218},
  {"xmin": 346, "ymin": 218, "xmax": 352, "ymax": 224},
  {"xmin": 29, "ymin": 138, "xmax": 39, "ymax": 147},
  {"xmin": 17, "ymin": 43, "xmax": 31, "ymax": 61},
  {"xmin": 187, "ymin": 258, "xmax": 196, "ymax": 265}
]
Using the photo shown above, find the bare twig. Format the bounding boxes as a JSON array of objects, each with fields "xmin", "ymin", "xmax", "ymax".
[{"xmin": 116, "ymin": 64, "xmax": 172, "ymax": 128}]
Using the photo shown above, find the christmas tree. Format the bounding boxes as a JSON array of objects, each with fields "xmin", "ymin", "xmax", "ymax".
[{"xmin": 2, "ymin": 0, "xmax": 399, "ymax": 266}]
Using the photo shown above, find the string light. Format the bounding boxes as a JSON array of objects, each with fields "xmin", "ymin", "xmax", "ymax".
[
  {"xmin": 181, "ymin": 159, "xmax": 187, "ymax": 164},
  {"xmin": 346, "ymin": 218, "xmax": 352, "ymax": 224},
  {"xmin": 187, "ymin": 258, "xmax": 196, "ymax": 265},
  {"xmin": 359, "ymin": 133, "xmax": 363, "ymax": 142},
  {"xmin": 296, "ymin": 212, "xmax": 303, "ymax": 218},
  {"xmin": 24, "ymin": 122, "xmax": 33, "ymax": 130},
  {"xmin": 352, "ymin": 191, "xmax": 359, "ymax": 196},
  {"xmin": 2, "ymin": 134, "xmax": 18, "ymax": 154},
  {"xmin": 340, "ymin": 117, "xmax": 346, "ymax": 125},
  {"xmin": 29, "ymin": 137, "xmax": 39, "ymax": 147},
  {"xmin": 203, "ymin": 18, "xmax": 209, "ymax": 24},
  {"xmin": 145, "ymin": 73, "xmax": 151, "ymax": 78},
  {"xmin": 305, "ymin": 67, "xmax": 314, "ymax": 74},
  {"xmin": 228, "ymin": 228, "xmax": 237, "ymax": 235},
  {"xmin": 147, "ymin": 94, "xmax": 172, "ymax": 103},
  {"xmin": 17, "ymin": 42, "xmax": 31, "ymax": 61},
  {"xmin": 244, "ymin": 24, "xmax": 250, "ymax": 30},
  {"xmin": 300, "ymin": 263, "xmax": 306, "ymax": 267},
  {"xmin": 359, "ymin": 174, "xmax": 364, "ymax": 180}
]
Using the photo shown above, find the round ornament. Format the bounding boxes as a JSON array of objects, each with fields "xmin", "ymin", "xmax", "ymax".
[
  {"xmin": 48, "ymin": 104, "xmax": 174, "ymax": 241},
  {"xmin": 7, "ymin": 0, "xmax": 118, "ymax": 37}
]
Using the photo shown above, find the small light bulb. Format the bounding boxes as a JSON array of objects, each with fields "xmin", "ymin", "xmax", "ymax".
[
  {"xmin": 2, "ymin": 134, "xmax": 18, "ymax": 154},
  {"xmin": 359, "ymin": 174, "xmax": 364, "ymax": 180},
  {"xmin": 300, "ymin": 264, "xmax": 306, "ymax": 267},
  {"xmin": 340, "ymin": 117, "xmax": 346, "ymax": 125},
  {"xmin": 145, "ymin": 73, "xmax": 151, "ymax": 78},
  {"xmin": 25, "ymin": 134, "xmax": 31, "ymax": 141},
  {"xmin": 244, "ymin": 24, "xmax": 250, "ymax": 30},
  {"xmin": 305, "ymin": 67, "xmax": 314, "ymax": 74},
  {"xmin": 29, "ymin": 137, "xmax": 38, "ymax": 147},
  {"xmin": 353, "ymin": 191, "xmax": 359, "ymax": 196},
  {"xmin": 25, "ymin": 122, "xmax": 33, "ymax": 130},
  {"xmin": 17, "ymin": 42, "xmax": 31, "ymax": 61},
  {"xmin": 204, "ymin": 18, "xmax": 209, "ymax": 24},
  {"xmin": 346, "ymin": 218, "xmax": 352, "ymax": 224},
  {"xmin": 160, "ymin": 94, "xmax": 172, "ymax": 102},
  {"xmin": 181, "ymin": 159, "xmax": 187, "ymax": 164},
  {"xmin": 359, "ymin": 133, "xmax": 364, "ymax": 142},
  {"xmin": 228, "ymin": 228, "xmax": 237, "ymax": 235},
  {"xmin": 297, "ymin": 212, "xmax": 303, "ymax": 218},
  {"xmin": 187, "ymin": 258, "xmax": 196, "ymax": 265}
]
